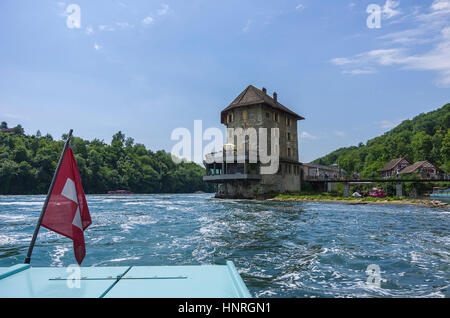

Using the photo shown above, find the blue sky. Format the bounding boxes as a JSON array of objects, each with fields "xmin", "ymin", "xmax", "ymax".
[{"xmin": 0, "ymin": 0, "xmax": 449, "ymax": 163}]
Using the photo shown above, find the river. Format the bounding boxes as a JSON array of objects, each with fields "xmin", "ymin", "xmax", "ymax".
[{"xmin": 0, "ymin": 194, "xmax": 448, "ymax": 297}]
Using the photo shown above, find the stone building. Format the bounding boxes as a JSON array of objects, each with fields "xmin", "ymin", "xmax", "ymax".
[{"xmin": 203, "ymin": 85, "xmax": 305, "ymax": 198}]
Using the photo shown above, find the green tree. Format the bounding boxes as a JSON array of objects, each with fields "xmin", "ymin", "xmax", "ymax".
[
  {"xmin": 0, "ymin": 126, "xmax": 213, "ymax": 194},
  {"xmin": 13, "ymin": 125, "xmax": 24, "ymax": 134},
  {"xmin": 441, "ymin": 129, "xmax": 450, "ymax": 172},
  {"xmin": 313, "ymin": 103, "xmax": 449, "ymax": 178}
]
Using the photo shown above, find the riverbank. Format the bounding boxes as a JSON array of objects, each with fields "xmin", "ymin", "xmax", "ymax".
[{"xmin": 269, "ymin": 194, "xmax": 448, "ymax": 208}]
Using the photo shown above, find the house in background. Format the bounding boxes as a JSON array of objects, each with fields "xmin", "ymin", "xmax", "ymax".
[
  {"xmin": 380, "ymin": 157, "xmax": 411, "ymax": 178},
  {"xmin": 0, "ymin": 128, "xmax": 16, "ymax": 134},
  {"xmin": 301, "ymin": 163, "xmax": 345, "ymax": 180},
  {"xmin": 399, "ymin": 160, "xmax": 443, "ymax": 179}
]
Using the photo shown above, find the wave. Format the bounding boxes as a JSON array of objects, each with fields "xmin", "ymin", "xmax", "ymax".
[{"xmin": 0, "ymin": 202, "xmax": 42, "ymax": 206}]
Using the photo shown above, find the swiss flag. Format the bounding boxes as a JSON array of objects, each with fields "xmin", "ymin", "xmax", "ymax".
[{"xmin": 41, "ymin": 147, "xmax": 92, "ymax": 265}]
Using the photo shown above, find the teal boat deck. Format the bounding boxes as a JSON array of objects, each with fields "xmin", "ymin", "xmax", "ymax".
[{"xmin": 0, "ymin": 261, "xmax": 251, "ymax": 298}]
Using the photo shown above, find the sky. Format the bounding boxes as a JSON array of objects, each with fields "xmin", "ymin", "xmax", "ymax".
[{"xmin": 0, "ymin": 0, "xmax": 449, "ymax": 163}]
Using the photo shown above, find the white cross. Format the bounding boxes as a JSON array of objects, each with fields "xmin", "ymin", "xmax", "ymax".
[{"xmin": 61, "ymin": 178, "xmax": 83, "ymax": 230}]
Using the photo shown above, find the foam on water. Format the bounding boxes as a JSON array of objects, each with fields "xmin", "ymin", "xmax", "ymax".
[
  {"xmin": 0, "ymin": 193, "xmax": 448, "ymax": 297},
  {"xmin": 0, "ymin": 202, "xmax": 42, "ymax": 206}
]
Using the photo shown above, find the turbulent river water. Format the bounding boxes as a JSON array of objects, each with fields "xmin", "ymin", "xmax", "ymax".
[{"xmin": 0, "ymin": 194, "xmax": 448, "ymax": 297}]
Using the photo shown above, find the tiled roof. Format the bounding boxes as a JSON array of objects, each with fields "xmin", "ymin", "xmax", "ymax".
[
  {"xmin": 221, "ymin": 85, "xmax": 305, "ymax": 124},
  {"xmin": 380, "ymin": 157, "xmax": 410, "ymax": 172},
  {"xmin": 399, "ymin": 160, "xmax": 442, "ymax": 174},
  {"xmin": 0, "ymin": 128, "xmax": 15, "ymax": 133}
]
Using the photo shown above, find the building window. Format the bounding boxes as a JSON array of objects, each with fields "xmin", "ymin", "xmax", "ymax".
[
  {"xmin": 266, "ymin": 112, "xmax": 270, "ymax": 119},
  {"xmin": 273, "ymin": 113, "xmax": 279, "ymax": 122},
  {"xmin": 288, "ymin": 165, "xmax": 291, "ymax": 174},
  {"xmin": 286, "ymin": 116, "xmax": 291, "ymax": 127},
  {"xmin": 286, "ymin": 132, "xmax": 291, "ymax": 141},
  {"xmin": 228, "ymin": 112, "xmax": 234, "ymax": 123},
  {"xmin": 287, "ymin": 147, "xmax": 291, "ymax": 157}
]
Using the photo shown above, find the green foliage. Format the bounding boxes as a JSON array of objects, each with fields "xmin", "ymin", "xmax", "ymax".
[
  {"xmin": 274, "ymin": 193, "xmax": 435, "ymax": 203},
  {"xmin": 313, "ymin": 104, "xmax": 450, "ymax": 177},
  {"xmin": 0, "ymin": 126, "xmax": 213, "ymax": 195}
]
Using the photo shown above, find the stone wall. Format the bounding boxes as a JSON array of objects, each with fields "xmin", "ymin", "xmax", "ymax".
[
  {"xmin": 215, "ymin": 102, "xmax": 302, "ymax": 199},
  {"xmin": 225, "ymin": 104, "xmax": 299, "ymax": 163}
]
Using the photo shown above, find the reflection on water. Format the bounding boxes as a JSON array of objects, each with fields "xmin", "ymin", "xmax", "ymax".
[{"xmin": 0, "ymin": 194, "xmax": 449, "ymax": 297}]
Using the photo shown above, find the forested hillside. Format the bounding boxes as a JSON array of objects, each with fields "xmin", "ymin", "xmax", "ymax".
[
  {"xmin": 313, "ymin": 104, "xmax": 450, "ymax": 176},
  {"xmin": 0, "ymin": 123, "xmax": 213, "ymax": 195}
]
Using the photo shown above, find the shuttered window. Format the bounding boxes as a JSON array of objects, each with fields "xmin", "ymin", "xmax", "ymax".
[
  {"xmin": 273, "ymin": 113, "xmax": 279, "ymax": 122},
  {"xmin": 228, "ymin": 112, "xmax": 234, "ymax": 123}
]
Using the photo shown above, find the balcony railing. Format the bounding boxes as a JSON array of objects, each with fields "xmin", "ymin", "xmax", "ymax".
[{"xmin": 204, "ymin": 149, "xmax": 259, "ymax": 163}]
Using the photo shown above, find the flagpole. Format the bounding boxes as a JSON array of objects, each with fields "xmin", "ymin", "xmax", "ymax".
[{"xmin": 24, "ymin": 129, "xmax": 73, "ymax": 264}]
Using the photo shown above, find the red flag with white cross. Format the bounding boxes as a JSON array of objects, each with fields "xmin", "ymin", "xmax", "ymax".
[{"xmin": 41, "ymin": 147, "xmax": 92, "ymax": 265}]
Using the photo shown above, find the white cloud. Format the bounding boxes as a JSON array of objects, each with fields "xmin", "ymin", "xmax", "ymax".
[
  {"xmin": 300, "ymin": 132, "xmax": 318, "ymax": 140},
  {"xmin": 142, "ymin": 4, "xmax": 171, "ymax": 26},
  {"xmin": 331, "ymin": 48, "xmax": 406, "ymax": 67},
  {"xmin": 98, "ymin": 25, "xmax": 115, "ymax": 32},
  {"xmin": 431, "ymin": 0, "xmax": 450, "ymax": 11},
  {"xmin": 116, "ymin": 22, "xmax": 134, "ymax": 29},
  {"xmin": 295, "ymin": 4, "xmax": 305, "ymax": 11},
  {"xmin": 377, "ymin": 28, "xmax": 432, "ymax": 45},
  {"xmin": 94, "ymin": 43, "xmax": 102, "ymax": 51},
  {"xmin": 332, "ymin": 28, "xmax": 450, "ymax": 85},
  {"xmin": 382, "ymin": 0, "xmax": 401, "ymax": 19},
  {"xmin": 86, "ymin": 26, "xmax": 94, "ymax": 35},
  {"xmin": 342, "ymin": 68, "xmax": 377, "ymax": 75},
  {"xmin": 366, "ymin": 49, "xmax": 406, "ymax": 66},
  {"xmin": 334, "ymin": 131, "xmax": 346, "ymax": 137},
  {"xmin": 157, "ymin": 4, "xmax": 170, "ymax": 16},
  {"xmin": 379, "ymin": 120, "xmax": 400, "ymax": 129},
  {"xmin": 142, "ymin": 16, "xmax": 154, "ymax": 25},
  {"xmin": 330, "ymin": 57, "xmax": 352, "ymax": 66},
  {"xmin": 331, "ymin": 2, "xmax": 450, "ymax": 86}
]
